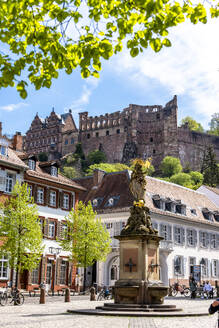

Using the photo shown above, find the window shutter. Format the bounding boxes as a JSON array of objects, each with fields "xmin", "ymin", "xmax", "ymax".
[
  {"xmin": 216, "ymin": 234, "xmax": 219, "ymax": 249},
  {"xmin": 183, "ymin": 257, "xmax": 186, "ymax": 276},
  {"xmin": 160, "ymin": 224, "xmax": 164, "ymax": 237},
  {"xmin": 168, "ymin": 225, "xmax": 172, "ymax": 241},
  {"xmin": 152, "ymin": 221, "xmax": 158, "ymax": 230},
  {"xmin": 207, "ymin": 259, "xmax": 210, "ymax": 278},
  {"xmin": 199, "ymin": 231, "xmax": 202, "ymax": 247},
  {"xmin": 194, "ymin": 230, "xmax": 197, "ymax": 246},
  {"xmin": 72, "ymin": 192, "xmax": 75, "ymax": 209},
  {"xmin": 59, "ymin": 192, "xmax": 63, "ymax": 209},
  {"xmin": 33, "ymin": 185, "xmax": 38, "ymax": 202},
  {"xmin": 45, "ymin": 188, "xmax": 50, "ymax": 206},
  {"xmin": 206, "ymin": 233, "xmax": 210, "ymax": 247},
  {"xmin": 44, "ymin": 219, "xmax": 49, "ymax": 237},
  {"xmin": 182, "ymin": 228, "xmax": 185, "ymax": 245},
  {"xmin": 217, "ymin": 260, "xmax": 219, "ymax": 278},
  {"xmin": 0, "ymin": 170, "xmax": 6, "ymax": 191},
  {"xmin": 57, "ymin": 221, "xmax": 62, "ymax": 239},
  {"xmin": 174, "ymin": 226, "xmax": 178, "ymax": 244}
]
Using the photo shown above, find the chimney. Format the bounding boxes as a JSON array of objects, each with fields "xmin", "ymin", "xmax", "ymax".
[
  {"xmin": 12, "ymin": 132, "xmax": 23, "ymax": 151},
  {"xmin": 93, "ymin": 169, "xmax": 105, "ymax": 186}
]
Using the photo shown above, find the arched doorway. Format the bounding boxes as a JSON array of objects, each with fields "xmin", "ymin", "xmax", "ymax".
[{"xmin": 108, "ymin": 255, "xmax": 119, "ymax": 286}]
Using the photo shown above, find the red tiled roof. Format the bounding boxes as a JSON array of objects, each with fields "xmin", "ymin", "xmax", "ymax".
[
  {"xmin": 0, "ymin": 148, "xmax": 28, "ymax": 169},
  {"xmin": 26, "ymin": 162, "xmax": 86, "ymax": 191}
]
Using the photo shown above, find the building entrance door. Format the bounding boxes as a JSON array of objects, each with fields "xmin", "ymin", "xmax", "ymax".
[{"xmin": 46, "ymin": 260, "xmax": 53, "ymax": 287}]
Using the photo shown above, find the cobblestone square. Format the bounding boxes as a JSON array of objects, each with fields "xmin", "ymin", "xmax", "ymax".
[{"xmin": 0, "ymin": 296, "xmax": 217, "ymax": 328}]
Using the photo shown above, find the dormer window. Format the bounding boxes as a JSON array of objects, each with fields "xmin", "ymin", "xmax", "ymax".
[
  {"xmin": 152, "ymin": 195, "xmax": 162, "ymax": 209},
  {"xmin": 51, "ymin": 166, "xmax": 58, "ymax": 177},
  {"xmin": 105, "ymin": 196, "xmax": 120, "ymax": 207},
  {"xmin": 202, "ymin": 208, "xmax": 213, "ymax": 221},
  {"xmin": 28, "ymin": 159, "xmax": 36, "ymax": 170}
]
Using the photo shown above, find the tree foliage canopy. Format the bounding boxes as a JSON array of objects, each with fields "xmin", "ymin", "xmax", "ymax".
[
  {"xmin": 58, "ymin": 201, "xmax": 111, "ymax": 268},
  {"xmin": 181, "ymin": 116, "xmax": 204, "ymax": 133},
  {"xmin": 0, "ymin": 182, "xmax": 43, "ymax": 285},
  {"xmin": 201, "ymin": 145, "xmax": 219, "ymax": 187},
  {"xmin": 86, "ymin": 162, "xmax": 130, "ymax": 175},
  {"xmin": 208, "ymin": 113, "xmax": 219, "ymax": 136},
  {"xmin": 160, "ymin": 156, "xmax": 182, "ymax": 177},
  {"xmin": 0, "ymin": 0, "xmax": 218, "ymax": 97}
]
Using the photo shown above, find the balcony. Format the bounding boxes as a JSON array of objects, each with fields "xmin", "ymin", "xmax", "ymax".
[{"xmin": 159, "ymin": 240, "xmax": 174, "ymax": 253}]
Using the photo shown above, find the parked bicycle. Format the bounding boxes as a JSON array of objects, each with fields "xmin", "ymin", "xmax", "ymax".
[
  {"xmin": 170, "ymin": 282, "xmax": 191, "ymax": 297},
  {"xmin": 97, "ymin": 286, "xmax": 113, "ymax": 301},
  {"xmin": 0, "ymin": 287, "xmax": 24, "ymax": 306}
]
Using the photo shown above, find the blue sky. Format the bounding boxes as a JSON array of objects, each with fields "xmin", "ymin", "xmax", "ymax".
[{"xmin": 0, "ymin": 19, "xmax": 219, "ymax": 136}]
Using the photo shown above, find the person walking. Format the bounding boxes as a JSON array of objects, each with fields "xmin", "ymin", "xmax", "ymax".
[
  {"xmin": 209, "ymin": 299, "xmax": 219, "ymax": 328},
  {"xmin": 189, "ymin": 276, "xmax": 197, "ymax": 299}
]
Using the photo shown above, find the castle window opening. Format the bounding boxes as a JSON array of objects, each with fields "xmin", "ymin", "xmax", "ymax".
[
  {"xmin": 116, "ymin": 129, "xmax": 120, "ymax": 134},
  {"xmin": 87, "ymin": 133, "xmax": 90, "ymax": 139},
  {"xmin": 156, "ymin": 113, "xmax": 160, "ymax": 119},
  {"xmin": 153, "ymin": 149, "xmax": 156, "ymax": 154},
  {"xmin": 71, "ymin": 138, "xmax": 74, "ymax": 144},
  {"xmin": 96, "ymin": 132, "xmax": 99, "ymax": 138},
  {"xmin": 150, "ymin": 137, "xmax": 153, "ymax": 142},
  {"xmin": 106, "ymin": 130, "xmax": 109, "ymax": 136}
]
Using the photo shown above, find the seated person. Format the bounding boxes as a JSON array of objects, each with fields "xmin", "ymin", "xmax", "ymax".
[
  {"xmin": 203, "ymin": 281, "xmax": 213, "ymax": 299},
  {"xmin": 209, "ymin": 299, "xmax": 219, "ymax": 314}
]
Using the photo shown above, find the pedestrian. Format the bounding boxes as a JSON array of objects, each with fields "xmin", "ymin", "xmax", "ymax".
[
  {"xmin": 189, "ymin": 276, "xmax": 197, "ymax": 299},
  {"xmin": 209, "ymin": 298, "xmax": 219, "ymax": 328}
]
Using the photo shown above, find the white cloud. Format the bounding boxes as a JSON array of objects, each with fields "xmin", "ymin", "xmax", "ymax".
[
  {"xmin": 0, "ymin": 102, "xmax": 29, "ymax": 112},
  {"xmin": 65, "ymin": 77, "xmax": 100, "ymax": 114},
  {"xmin": 111, "ymin": 19, "xmax": 219, "ymax": 128}
]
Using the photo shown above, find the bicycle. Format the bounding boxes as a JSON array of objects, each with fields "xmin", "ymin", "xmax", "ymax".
[
  {"xmin": 170, "ymin": 282, "xmax": 191, "ymax": 297},
  {"xmin": 97, "ymin": 287, "xmax": 113, "ymax": 301},
  {"xmin": 0, "ymin": 287, "xmax": 24, "ymax": 306}
]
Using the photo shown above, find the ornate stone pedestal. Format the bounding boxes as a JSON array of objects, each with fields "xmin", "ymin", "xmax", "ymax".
[{"xmin": 114, "ymin": 234, "xmax": 168, "ymax": 305}]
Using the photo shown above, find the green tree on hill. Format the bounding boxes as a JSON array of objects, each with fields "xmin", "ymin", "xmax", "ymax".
[
  {"xmin": 201, "ymin": 145, "xmax": 219, "ymax": 187},
  {"xmin": 160, "ymin": 156, "xmax": 182, "ymax": 178},
  {"xmin": 208, "ymin": 113, "xmax": 219, "ymax": 136},
  {"xmin": 180, "ymin": 116, "xmax": 204, "ymax": 132}
]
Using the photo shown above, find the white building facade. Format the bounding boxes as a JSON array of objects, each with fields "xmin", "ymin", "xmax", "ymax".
[{"xmin": 75, "ymin": 170, "xmax": 219, "ymax": 288}]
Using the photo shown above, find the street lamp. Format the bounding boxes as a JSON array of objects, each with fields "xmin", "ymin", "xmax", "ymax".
[{"xmin": 49, "ymin": 247, "xmax": 61, "ymax": 295}]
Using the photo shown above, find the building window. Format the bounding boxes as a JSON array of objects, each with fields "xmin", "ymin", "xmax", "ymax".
[
  {"xmin": 187, "ymin": 229, "xmax": 197, "ymax": 247},
  {"xmin": 212, "ymin": 260, "xmax": 218, "ymax": 278},
  {"xmin": 210, "ymin": 234, "xmax": 217, "ymax": 249},
  {"xmin": 49, "ymin": 191, "xmax": 56, "ymax": 207},
  {"xmin": 150, "ymin": 137, "xmax": 153, "ymax": 142},
  {"xmin": 189, "ymin": 257, "xmax": 196, "ymax": 275},
  {"xmin": 60, "ymin": 260, "xmax": 67, "ymax": 285},
  {"xmin": 156, "ymin": 113, "xmax": 160, "ymax": 120},
  {"xmin": 5, "ymin": 173, "xmax": 14, "ymax": 193},
  {"xmin": 61, "ymin": 223, "xmax": 68, "ymax": 239},
  {"xmin": 71, "ymin": 138, "xmax": 74, "ymax": 144},
  {"xmin": 31, "ymin": 266, "xmax": 39, "ymax": 284},
  {"xmin": 152, "ymin": 195, "xmax": 163, "ymax": 209},
  {"xmin": 200, "ymin": 258, "xmax": 208, "ymax": 277},
  {"xmin": 63, "ymin": 194, "xmax": 69, "ymax": 210},
  {"xmin": 39, "ymin": 218, "xmax": 44, "ymax": 234},
  {"xmin": 37, "ymin": 187, "xmax": 44, "ymax": 204},
  {"xmin": 190, "ymin": 209, "xmax": 197, "ymax": 215},
  {"xmin": 0, "ymin": 145, "xmax": 7, "ymax": 156},
  {"xmin": 96, "ymin": 132, "xmax": 99, "ymax": 138},
  {"xmin": 199, "ymin": 231, "xmax": 209, "ymax": 248},
  {"xmin": 160, "ymin": 224, "xmax": 172, "ymax": 241},
  {"xmin": 174, "ymin": 256, "xmax": 184, "ymax": 276},
  {"xmin": 65, "ymin": 139, "xmax": 68, "ymax": 145},
  {"xmin": 87, "ymin": 134, "xmax": 90, "ymax": 139},
  {"xmin": 0, "ymin": 256, "xmax": 8, "ymax": 279},
  {"xmin": 116, "ymin": 129, "xmax": 120, "ymax": 134},
  {"xmin": 106, "ymin": 130, "xmax": 109, "ymax": 136},
  {"xmin": 153, "ymin": 149, "xmax": 156, "ymax": 154},
  {"xmin": 174, "ymin": 226, "xmax": 185, "ymax": 245},
  {"xmin": 48, "ymin": 221, "xmax": 56, "ymax": 238},
  {"xmin": 51, "ymin": 166, "xmax": 58, "ymax": 177},
  {"xmin": 27, "ymin": 185, "xmax": 32, "ymax": 198}
]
